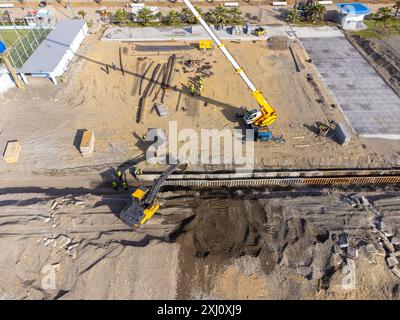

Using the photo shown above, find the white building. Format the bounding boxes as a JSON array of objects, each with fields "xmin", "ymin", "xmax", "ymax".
[
  {"xmin": 336, "ymin": 3, "xmax": 371, "ymax": 30},
  {"xmin": 17, "ymin": 19, "xmax": 88, "ymax": 84},
  {"xmin": 0, "ymin": 66, "xmax": 15, "ymax": 95}
]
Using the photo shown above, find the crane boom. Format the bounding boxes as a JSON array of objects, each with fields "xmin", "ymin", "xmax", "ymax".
[{"xmin": 182, "ymin": 0, "xmax": 277, "ymax": 127}]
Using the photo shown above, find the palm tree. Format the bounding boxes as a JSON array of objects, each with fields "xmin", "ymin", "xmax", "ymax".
[
  {"xmin": 3, "ymin": 10, "xmax": 12, "ymax": 24},
  {"xmin": 78, "ymin": 10, "xmax": 87, "ymax": 20},
  {"xmin": 165, "ymin": 10, "xmax": 181, "ymax": 26},
  {"xmin": 371, "ymin": 12, "xmax": 381, "ymax": 31},
  {"xmin": 208, "ymin": 5, "xmax": 230, "ymax": 27},
  {"xmin": 136, "ymin": 7, "xmax": 154, "ymax": 26},
  {"xmin": 304, "ymin": 2, "xmax": 325, "ymax": 23},
  {"xmin": 393, "ymin": 1, "xmax": 400, "ymax": 17},
  {"xmin": 228, "ymin": 7, "xmax": 242, "ymax": 24},
  {"xmin": 114, "ymin": 9, "xmax": 129, "ymax": 26},
  {"xmin": 377, "ymin": 6, "xmax": 393, "ymax": 31},
  {"xmin": 181, "ymin": 6, "xmax": 202, "ymax": 24},
  {"xmin": 286, "ymin": 8, "xmax": 300, "ymax": 23}
]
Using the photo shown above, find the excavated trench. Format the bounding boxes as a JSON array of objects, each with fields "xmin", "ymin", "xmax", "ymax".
[
  {"xmin": 171, "ymin": 197, "xmax": 275, "ymax": 298},
  {"xmin": 158, "ymin": 185, "xmax": 400, "ymax": 299}
]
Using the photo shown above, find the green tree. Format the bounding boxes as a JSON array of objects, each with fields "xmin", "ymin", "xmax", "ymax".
[
  {"xmin": 304, "ymin": 2, "xmax": 326, "ymax": 23},
  {"xmin": 3, "ymin": 10, "xmax": 11, "ymax": 24},
  {"xmin": 393, "ymin": 1, "xmax": 400, "ymax": 17},
  {"xmin": 181, "ymin": 6, "xmax": 203, "ymax": 24},
  {"xmin": 165, "ymin": 10, "xmax": 181, "ymax": 26},
  {"xmin": 376, "ymin": 6, "xmax": 393, "ymax": 30},
  {"xmin": 114, "ymin": 9, "xmax": 129, "ymax": 26},
  {"xmin": 136, "ymin": 7, "xmax": 154, "ymax": 26},
  {"xmin": 371, "ymin": 12, "xmax": 381, "ymax": 31},
  {"xmin": 207, "ymin": 5, "xmax": 230, "ymax": 26},
  {"xmin": 228, "ymin": 7, "xmax": 243, "ymax": 24},
  {"xmin": 286, "ymin": 8, "xmax": 300, "ymax": 23},
  {"xmin": 78, "ymin": 10, "xmax": 87, "ymax": 20}
]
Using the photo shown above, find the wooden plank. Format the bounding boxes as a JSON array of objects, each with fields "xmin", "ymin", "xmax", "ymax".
[{"xmin": 3, "ymin": 140, "xmax": 21, "ymax": 164}]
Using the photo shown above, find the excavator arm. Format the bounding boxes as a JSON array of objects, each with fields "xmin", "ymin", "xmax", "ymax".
[{"xmin": 182, "ymin": 0, "xmax": 277, "ymax": 127}]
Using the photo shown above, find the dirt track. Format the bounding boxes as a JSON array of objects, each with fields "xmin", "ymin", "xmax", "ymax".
[{"xmin": 1, "ymin": 186, "xmax": 400, "ymax": 299}]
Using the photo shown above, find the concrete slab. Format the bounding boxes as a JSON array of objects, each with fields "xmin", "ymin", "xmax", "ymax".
[
  {"xmin": 102, "ymin": 25, "xmax": 343, "ymax": 42},
  {"xmin": 292, "ymin": 26, "xmax": 344, "ymax": 38},
  {"xmin": 101, "ymin": 25, "xmax": 313, "ymax": 42},
  {"xmin": 301, "ymin": 37, "xmax": 400, "ymax": 139}
]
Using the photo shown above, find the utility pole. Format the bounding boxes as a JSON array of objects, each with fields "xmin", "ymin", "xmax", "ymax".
[{"xmin": 67, "ymin": 0, "xmax": 74, "ymax": 19}]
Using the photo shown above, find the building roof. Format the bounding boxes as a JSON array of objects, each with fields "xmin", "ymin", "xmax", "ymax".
[
  {"xmin": 17, "ymin": 19, "xmax": 86, "ymax": 74},
  {"xmin": 336, "ymin": 3, "xmax": 371, "ymax": 15}
]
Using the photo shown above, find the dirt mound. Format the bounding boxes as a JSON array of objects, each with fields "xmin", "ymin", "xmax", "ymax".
[
  {"xmin": 178, "ymin": 198, "xmax": 268, "ymax": 260},
  {"xmin": 268, "ymin": 36, "xmax": 289, "ymax": 50},
  {"xmin": 174, "ymin": 197, "xmax": 275, "ymax": 298}
]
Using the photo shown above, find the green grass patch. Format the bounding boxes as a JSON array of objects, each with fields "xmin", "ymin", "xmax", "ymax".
[
  {"xmin": 290, "ymin": 20, "xmax": 337, "ymax": 27},
  {"xmin": 0, "ymin": 29, "xmax": 28, "ymax": 48},
  {"xmin": 353, "ymin": 19, "xmax": 400, "ymax": 38}
]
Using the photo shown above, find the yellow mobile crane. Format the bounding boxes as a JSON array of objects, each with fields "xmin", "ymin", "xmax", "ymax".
[{"xmin": 182, "ymin": 0, "xmax": 277, "ymax": 128}]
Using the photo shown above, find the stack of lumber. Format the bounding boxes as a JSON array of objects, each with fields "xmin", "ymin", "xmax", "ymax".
[
  {"xmin": 3, "ymin": 140, "xmax": 21, "ymax": 164},
  {"xmin": 79, "ymin": 130, "xmax": 95, "ymax": 157}
]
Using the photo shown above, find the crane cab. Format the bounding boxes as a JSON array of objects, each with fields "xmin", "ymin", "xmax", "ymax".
[{"xmin": 243, "ymin": 108, "xmax": 262, "ymax": 125}]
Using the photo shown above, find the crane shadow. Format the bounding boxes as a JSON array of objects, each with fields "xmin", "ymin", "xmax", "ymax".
[{"xmin": 37, "ymin": 37, "xmax": 253, "ymax": 125}]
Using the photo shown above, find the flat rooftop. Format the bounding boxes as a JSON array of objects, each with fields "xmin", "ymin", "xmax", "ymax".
[
  {"xmin": 301, "ymin": 37, "xmax": 400, "ymax": 139},
  {"xmin": 17, "ymin": 19, "xmax": 85, "ymax": 74}
]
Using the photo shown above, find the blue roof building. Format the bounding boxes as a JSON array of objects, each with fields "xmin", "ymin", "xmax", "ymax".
[{"xmin": 336, "ymin": 3, "xmax": 372, "ymax": 30}]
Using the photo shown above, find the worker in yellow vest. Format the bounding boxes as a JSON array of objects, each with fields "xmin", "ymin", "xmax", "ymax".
[
  {"xmin": 197, "ymin": 83, "xmax": 204, "ymax": 96},
  {"xmin": 188, "ymin": 82, "xmax": 195, "ymax": 96}
]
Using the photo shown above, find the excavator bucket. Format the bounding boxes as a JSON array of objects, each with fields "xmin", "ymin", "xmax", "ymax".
[{"xmin": 140, "ymin": 203, "xmax": 160, "ymax": 225}]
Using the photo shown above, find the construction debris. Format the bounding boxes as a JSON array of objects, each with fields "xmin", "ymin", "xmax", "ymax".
[
  {"xmin": 289, "ymin": 46, "xmax": 300, "ymax": 72},
  {"xmin": 135, "ymin": 45, "xmax": 194, "ymax": 51},
  {"xmin": 154, "ymin": 103, "xmax": 169, "ymax": 117},
  {"xmin": 139, "ymin": 62, "xmax": 154, "ymax": 96},
  {"xmin": 79, "ymin": 130, "xmax": 95, "ymax": 157},
  {"xmin": 334, "ymin": 123, "xmax": 352, "ymax": 146},
  {"xmin": 267, "ymin": 37, "xmax": 288, "ymax": 50},
  {"xmin": 3, "ymin": 140, "xmax": 21, "ymax": 164},
  {"xmin": 119, "ymin": 47, "xmax": 125, "ymax": 76},
  {"xmin": 139, "ymin": 63, "xmax": 162, "ymax": 124}
]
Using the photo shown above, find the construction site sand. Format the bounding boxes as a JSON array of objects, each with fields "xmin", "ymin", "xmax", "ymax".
[{"xmin": 1, "ymin": 34, "xmax": 400, "ymax": 185}]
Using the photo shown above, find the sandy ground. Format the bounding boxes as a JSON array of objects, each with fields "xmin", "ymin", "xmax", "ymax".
[
  {"xmin": 0, "ymin": 189, "xmax": 179, "ymax": 299},
  {"xmin": 0, "ymin": 187, "xmax": 399, "ymax": 299},
  {"xmin": 1, "ymin": 31, "xmax": 400, "ymax": 188}
]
